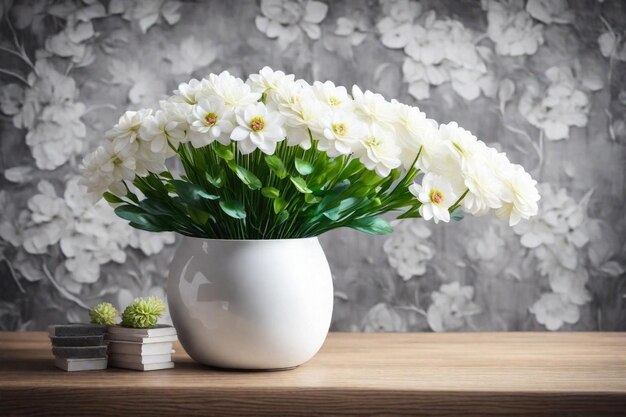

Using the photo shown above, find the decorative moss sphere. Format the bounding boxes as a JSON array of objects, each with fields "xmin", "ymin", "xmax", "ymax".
[
  {"xmin": 121, "ymin": 296, "xmax": 166, "ymax": 328},
  {"xmin": 89, "ymin": 302, "xmax": 118, "ymax": 326}
]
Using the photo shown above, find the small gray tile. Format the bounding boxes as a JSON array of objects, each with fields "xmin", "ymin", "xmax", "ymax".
[
  {"xmin": 50, "ymin": 335, "xmax": 105, "ymax": 347},
  {"xmin": 52, "ymin": 346, "xmax": 108, "ymax": 359},
  {"xmin": 48, "ymin": 324, "xmax": 106, "ymax": 337}
]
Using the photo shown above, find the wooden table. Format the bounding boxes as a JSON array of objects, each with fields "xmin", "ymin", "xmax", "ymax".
[{"xmin": 1, "ymin": 332, "xmax": 625, "ymax": 416}]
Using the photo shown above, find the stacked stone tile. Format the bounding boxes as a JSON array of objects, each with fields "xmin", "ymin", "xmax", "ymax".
[
  {"xmin": 48, "ymin": 324, "xmax": 108, "ymax": 372},
  {"xmin": 106, "ymin": 325, "xmax": 177, "ymax": 371}
]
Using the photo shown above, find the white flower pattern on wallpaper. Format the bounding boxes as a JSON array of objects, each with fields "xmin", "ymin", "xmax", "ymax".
[
  {"xmin": 0, "ymin": 0, "xmax": 624, "ymax": 332},
  {"xmin": 377, "ymin": 1, "xmax": 494, "ymax": 100},
  {"xmin": 384, "ymin": 221, "xmax": 435, "ymax": 280},
  {"xmin": 427, "ymin": 282, "xmax": 481, "ymax": 332},
  {"xmin": 255, "ymin": 0, "xmax": 329, "ymax": 50},
  {"xmin": 483, "ymin": 0, "xmax": 544, "ymax": 57},
  {"xmin": 518, "ymin": 66, "xmax": 589, "ymax": 140},
  {"xmin": 7, "ymin": 59, "xmax": 86, "ymax": 170}
]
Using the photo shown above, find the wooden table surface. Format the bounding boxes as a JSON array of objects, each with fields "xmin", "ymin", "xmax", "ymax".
[{"xmin": 1, "ymin": 331, "xmax": 625, "ymax": 416}]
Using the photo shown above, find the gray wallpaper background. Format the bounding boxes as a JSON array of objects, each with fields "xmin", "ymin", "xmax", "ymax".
[{"xmin": 0, "ymin": 0, "xmax": 625, "ymax": 332}]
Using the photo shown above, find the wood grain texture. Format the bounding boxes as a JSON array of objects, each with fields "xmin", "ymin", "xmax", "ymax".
[{"xmin": 1, "ymin": 332, "xmax": 625, "ymax": 416}]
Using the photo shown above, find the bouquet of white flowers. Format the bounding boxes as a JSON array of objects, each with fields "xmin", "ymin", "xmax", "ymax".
[{"xmin": 81, "ymin": 67, "xmax": 540, "ymax": 239}]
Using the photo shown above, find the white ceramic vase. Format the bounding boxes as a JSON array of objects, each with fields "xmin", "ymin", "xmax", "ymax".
[{"xmin": 167, "ymin": 237, "xmax": 333, "ymax": 370}]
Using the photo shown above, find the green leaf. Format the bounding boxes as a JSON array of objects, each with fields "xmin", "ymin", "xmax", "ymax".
[
  {"xmin": 159, "ymin": 171, "xmax": 173, "ymax": 180},
  {"xmin": 139, "ymin": 198, "xmax": 174, "ymax": 216},
  {"xmin": 290, "ymin": 176, "xmax": 312, "ymax": 193},
  {"xmin": 103, "ymin": 192, "xmax": 124, "ymax": 204},
  {"xmin": 347, "ymin": 217, "xmax": 393, "ymax": 235},
  {"xmin": 273, "ymin": 197, "xmax": 287, "ymax": 214},
  {"xmin": 359, "ymin": 170, "xmax": 382, "ymax": 185},
  {"xmin": 128, "ymin": 221, "xmax": 170, "ymax": 233},
  {"xmin": 340, "ymin": 158, "xmax": 364, "ymax": 178},
  {"xmin": 451, "ymin": 207, "xmax": 465, "ymax": 221},
  {"xmin": 165, "ymin": 183, "xmax": 176, "ymax": 193},
  {"xmin": 276, "ymin": 210, "xmax": 289, "ymax": 225},
  {"xmin": 173, "ymin": 180, "xmax": 219, "ymax": 209},
  {"xmin": 188, "ymin": 206, "xmax": 210, "ymax": 225},
  {"xmin": 305, "ymin": 193, "xmax": 322, "ymax": 204},
  {"xmin": 227, "ymin": 161, "xmax": 262, "ymax": 190},
  {"xmin": 126, "ymin": 190, "xmax": 139, "ymax": 204},
  {"xmin": 205, "ymin": 172, "xmax": 224, "ymax": 188},
  {"xmin": 265, "ymin": 155, "xmax": 288, "ymax": 179},
  {"xmin": 219, "ymin": 200, "xmax": 246, "ymax": 219},
  {"xmin": 214, "ymin": 144, "xmax": 234, "ymax": 160},
  {"xmin": 261, "ymin": 187, "xmax": 280, "ymax": 199},
  {"xmin": 115, "ymin": 205, "xmax": 171, "ymax": 232},
  {"xmin": 295, "ymin": 158, "xmax": 314, "ymax": 175},
  {"xmin": 322, "ymin": 198, "xmax": 359, "ymax": 221}
]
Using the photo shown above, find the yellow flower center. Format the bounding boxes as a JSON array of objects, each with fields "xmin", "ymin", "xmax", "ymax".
[
  {"xmin": 332, "ymin": 122, "xmax": 348, "ymax": 136},
  {"xmin": 365, "ymin": 135, "xmax": 381, "ymax": 148},
  {"xmin": 430, "ymin": 189, "xmax": 444, "ymax": 205},
  {"xmin": 329, "ymin": 96, "xmax": 341, "ymax": 106},
  {"xmin": 249, "ymin": 116, "xmax": 265, "ymax": 132},
  {"xmin": 204, "ymin": 112, "xmax": 218, "ymax": 126}
]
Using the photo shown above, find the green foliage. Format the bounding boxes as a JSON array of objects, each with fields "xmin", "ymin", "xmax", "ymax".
[
  {"xmin": 121, "ymin": 297, "xmax": 166, "ymax": 329},
  {"xmin": 110, "ymin": 139, "xmax": 445, "ymax": 239},
  {"xmin": 89, "ymin": 302, "xmax": 118, "ymax": 326}
]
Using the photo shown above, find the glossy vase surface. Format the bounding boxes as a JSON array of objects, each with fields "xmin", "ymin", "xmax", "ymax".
[{"xmin": 167, "ymin": 237, "xmax": 333, "ymax": 369}]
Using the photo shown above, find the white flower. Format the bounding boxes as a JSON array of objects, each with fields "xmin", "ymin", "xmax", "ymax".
[
  {"xmin": 312, "ymin": 80, "xmax": 352, "ymax": 110},
  {"xmin": 391, "ymin": 102, "xmax": 442, "ymax": 170},
  {"xmin": 496, "ymin": 164, "xmax": 541, "ymax": 226},
  {"xmin": 134, "ymin": 141, "xmax": 167, "ymax": 175},
  {"xmin": 410, "ymin": 173, "xmax": 457, "ymax": 224},
  {"xmin": 438, "ymin": 121, "xmax": 483, "ymax": 166},
  {"xmin": 354, "ymin": 124, "xmax": 401, "ymax": 177},
  {"xmin": 461, "ymin": 159, "xmax": 505, "ymax": 215},
  {"xmin": 105, "ymin": 109, "xmax": 152, "ymax": 152},
  {"xmin": 427, "ymin": 282, "xmax": 480, "ymax": 332},
  {"xmin": 80, "ymin": 142, "xmax": 137, "ymax": 202},
  {"xmin": 141, "ymin": 109, "xmax": 186, "ymax": 154},
  {"xmin": 247, "ymin": 66, "xmax": 295, "ymax": 95},
  {"xmin": 383, "ymin": 220, "xmax": 435, "ymax": 280},
  {"xmin": 438, "ymin": 122, "xmax": 505, "ymax": 215},
  {"xmin": 314, "ymin": 111, "xmax": 366, "ymax": 157},
  {"xmin": 173, "ymin": 78, "xmax": 211, "ymax": 105},
  {"xmin": 187, "ymin": 97, "xmax": 235, "ymax": 147},
  {"xmin": 267, "ymin": 78, "xmax": 307, "ymax": 116},
  {"xmin": 281, "ymin": 93, "xmax": 330, "ymax": 149},
  {"xmin": 207, "ymin": 71, "xmax": 261, "ymax": 109},
  {"xmin": 351, "ymin": 85, "xmax": 396, "ymax": 126},
  {"xmin": 530, "ymin": 292, "xmax": 579, "ymax": 331},
  {"xmin": 230, "ymin": 102, "xmax": 286, "ymax": 154},
  {"xmin": 255, "ymin": 0, "xmax": 328, "ymax": 50}
]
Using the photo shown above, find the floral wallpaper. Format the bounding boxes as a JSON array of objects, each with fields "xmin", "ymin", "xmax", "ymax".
[{"xmin": 1, "ymin": 0, "xmax": 625, "ymax": 332}]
